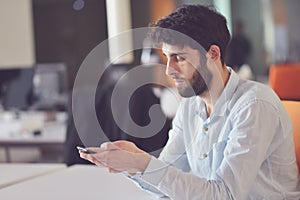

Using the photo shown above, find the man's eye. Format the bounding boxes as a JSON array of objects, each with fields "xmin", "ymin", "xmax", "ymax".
[{"xmin": 176, "ymin": 56, "xmax": 186, "ymax": 62}]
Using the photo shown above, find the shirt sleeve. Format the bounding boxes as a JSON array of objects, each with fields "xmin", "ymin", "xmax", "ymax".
[{"xmin": 140, "ymin": 100, "xmax": 285, "ymax": 200}]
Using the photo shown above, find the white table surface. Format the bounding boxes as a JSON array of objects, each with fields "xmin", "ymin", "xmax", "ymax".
[
  {"xmin": 0, "ymin": 164, "xmax": 163, "ymax": 200},
  {"xmin": 0, "ymin": 112, "xmax": 67, "ymax": 162},
  {"xmin": 0, "ymin": 163, "xmax": 66, "ymax": 189},
  {"xmin": 0, "ymin": 120, "xmax": 66, "ymax": 145}
]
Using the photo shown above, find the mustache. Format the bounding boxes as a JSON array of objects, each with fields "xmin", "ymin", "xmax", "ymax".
[{"xmin": 171, "ymin": 75, "xmax": 185, "ymax": 81}]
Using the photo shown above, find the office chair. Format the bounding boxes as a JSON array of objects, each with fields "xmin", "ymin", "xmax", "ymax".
[
  {"xmin": 282, "ymin": 100, "xmax": 300, "ymax": 173},
  {"xmin": 269, "ymin": 63, "xmax": 300, "ymax": 100}
]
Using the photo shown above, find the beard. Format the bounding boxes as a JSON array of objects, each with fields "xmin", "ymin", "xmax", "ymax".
[{"xmin": 177, "ymin": 62, "xmax": 212, "ymax": 98}]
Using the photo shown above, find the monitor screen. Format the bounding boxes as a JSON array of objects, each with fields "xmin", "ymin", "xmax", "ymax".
[
  {"xmin": 0, "ymin": 67, "xmax": 35, "ymax": 110},
  {"xmin": 31, "ymin": 63, "xmax": 68, "ymax": 111}
]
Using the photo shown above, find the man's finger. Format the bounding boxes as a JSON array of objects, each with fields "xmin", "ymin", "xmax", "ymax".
[
  {"xmin": 108, "ymin": 167, "xmax": 122, "ymax": 173},
  {"xmin": 100, "ymin": 142, "xmax": 120, "ymax": 151},
  {"xmin": 79, "ymin": 152, "xmax": 107, "ymax": 168}
]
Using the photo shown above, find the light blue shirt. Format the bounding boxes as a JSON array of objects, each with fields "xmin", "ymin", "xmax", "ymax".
[{"xmin": 131, "ymin": 69, "xmax": 300, "ymax": 199}]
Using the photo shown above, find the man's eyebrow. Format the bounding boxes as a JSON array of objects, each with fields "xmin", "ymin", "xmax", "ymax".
[
  {"xmin": 162, "ymin": 52, "xmax": 188, "ymax": 57},
  {"xmin": 172, "ymin": 52, "xmax": 187, "ymax": 56}
]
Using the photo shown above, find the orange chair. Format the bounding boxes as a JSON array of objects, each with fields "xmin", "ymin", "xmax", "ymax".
[
  {"xmin": 269, "ymin": 63, "xmax": 300, "ymax": 100},
  {"xmin": 282, "ymin": 100, "xmax": 300, "ymax": 173}
]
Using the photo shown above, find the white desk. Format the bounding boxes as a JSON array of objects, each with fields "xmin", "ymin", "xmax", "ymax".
[
  {"xmin": 0, "ymin": 163, "xmax": 66, "ymax": 189},
  {"xmin": 0, "ymin": 165, "xmax": 164, "ymax": 200},
  {"xmin": 0, "ymin": 111, "xmax": 67, "ymax": 162},
  {"xmin": 0, "ymin": 122, "xmax": 66, "ymax": 145}
]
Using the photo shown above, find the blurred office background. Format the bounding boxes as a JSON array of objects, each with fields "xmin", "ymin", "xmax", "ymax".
[{"xmin": 0, "ymin": 0, "xmax": 300, "ymax": 163}]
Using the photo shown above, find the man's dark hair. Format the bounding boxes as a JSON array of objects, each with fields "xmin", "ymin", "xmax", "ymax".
[{"xmin": 149, "ymin": 4, "xmax": 230, "ymax": 65}]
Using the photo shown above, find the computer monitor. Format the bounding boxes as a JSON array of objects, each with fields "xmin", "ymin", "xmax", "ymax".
[
  {"xmin": 0, "ymin": 67, "xmax": 35, "ymax": 110},
  {"xmin": 31, "ymin": 63, "xmax": 68, "ymax": 111}
]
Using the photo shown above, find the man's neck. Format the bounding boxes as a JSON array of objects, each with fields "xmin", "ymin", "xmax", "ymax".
[{"xmin": 199, "ymin": 66, "xmax": 230, "ymax": 117}]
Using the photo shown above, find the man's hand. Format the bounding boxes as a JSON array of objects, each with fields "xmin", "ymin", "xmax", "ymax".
[{"xmin": 79, "ymin": 140, "xmax": 151, "ymax": 174}]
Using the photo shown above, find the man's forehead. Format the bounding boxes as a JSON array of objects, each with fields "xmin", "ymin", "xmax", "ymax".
[
  {"xmin": 161, "ymin": 43, "xmax": 185, "ymax": 54},
  {"xmin": 161, "ymin": 43, "xmax": 201, "ymax": 57}
]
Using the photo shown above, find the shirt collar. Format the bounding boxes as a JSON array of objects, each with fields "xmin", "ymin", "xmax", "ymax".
[{"xmin": 211, "ymin": 67, "xmax": 239, "ymax": 117}]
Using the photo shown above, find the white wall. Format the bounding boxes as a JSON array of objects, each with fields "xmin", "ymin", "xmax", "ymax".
[
  {"xmin": 106, "ymin": 0, "xmax": 133, "ymax": 64},
  {"xmin": 0, "ymin": 0, "xmax": 35, "ymax": 68}
]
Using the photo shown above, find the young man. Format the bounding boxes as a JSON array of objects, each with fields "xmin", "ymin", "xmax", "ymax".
[{"xmin": 79, "ymin": 4, "xmax": 300, "ymax": 199}]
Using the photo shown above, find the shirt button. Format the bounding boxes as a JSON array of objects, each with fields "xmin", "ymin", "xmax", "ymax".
[
  {"xmin": 204, "ymin": 127, "xmax": 208, "ymax": 132},
  {"xmin": 202, "ymin": 153, "xmax": 208, "ymax": 158}
]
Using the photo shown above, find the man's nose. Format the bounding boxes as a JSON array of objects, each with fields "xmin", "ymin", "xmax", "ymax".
[{"xmin": 165, "ymin": 59, "xmax": 177, "ymax": 76}]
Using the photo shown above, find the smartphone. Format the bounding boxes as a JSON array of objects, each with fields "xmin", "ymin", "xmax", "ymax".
[{"xmin": 76, "ymin": 146, "xmax": 97, "ymax": 154}]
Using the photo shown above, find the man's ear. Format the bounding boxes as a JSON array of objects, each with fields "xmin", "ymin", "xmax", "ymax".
[{"xmin": 207, "ymin": 45, "xmax": 221, "ymax": 61}]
